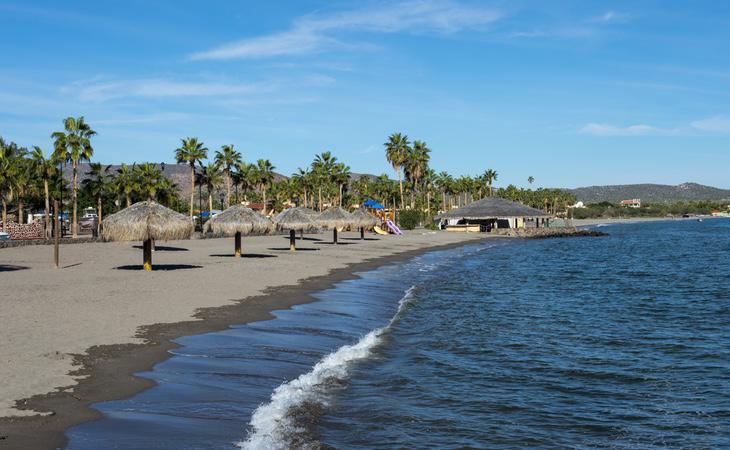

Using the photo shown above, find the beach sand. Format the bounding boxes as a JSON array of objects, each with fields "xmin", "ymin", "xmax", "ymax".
[{"xmin": 0, "ymin": 230, "xmax": 487, "ymax": 449}]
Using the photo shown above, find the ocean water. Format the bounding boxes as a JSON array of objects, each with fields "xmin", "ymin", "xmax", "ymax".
[{"xmin": 66, "ymin": 219, "xmax": 730, "ymax": 449}]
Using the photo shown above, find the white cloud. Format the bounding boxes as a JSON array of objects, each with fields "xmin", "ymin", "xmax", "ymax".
[
  {"xmin": 190, "ymin": 1, "xmax": 501, "ymax": 60},
  {"xmin": 690, "ymin": 115, "xmax": 730, "ymax": 133},
  {"xmin": 71, "ymin": 79, "xmax": 265, "ymax": 102},
  {"xmin": 591, "ymin": 11, "xmax": 629, "ymax": 24},
  {"xmin": 579, "ymin": 123, "xmax": 663, "ymax": 136}
]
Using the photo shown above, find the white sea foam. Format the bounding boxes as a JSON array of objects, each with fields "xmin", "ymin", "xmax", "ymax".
[{"xmin": 237, "ymin": 286, "xmax": 416, "ymax": 450}]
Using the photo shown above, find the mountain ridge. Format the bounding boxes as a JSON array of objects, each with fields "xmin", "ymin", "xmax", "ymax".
[{"xmin": 563, "ymin": 182, "xmax": 730, "ymax": 203}]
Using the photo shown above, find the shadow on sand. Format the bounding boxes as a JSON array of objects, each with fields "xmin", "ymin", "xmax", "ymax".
[
  {"xmin": 314, "ymin": 241, "xmax": 355, "ymax": 245},
  {"xmin": 283, "ymin": 236, "xmax": 322, "ymax": 241},
  {"xmin": 210, "ymin": 253, "xmax": 277, "ymax": 258},
  {"xmin": 132, "ymin": 245, "xmax": 189, "ymax": 252},
  {"xmin": 0, "ymin": 264, "xmax": 30, "ymax": 272},
  {"xmin": 267, "ymin": 247, "xmax": 319, "ymax": 252},
  {"xmin": 341, "ymin": 237, "xmax": 380, "ymax": 241},
  {"xmin": 114, "ymin": 264, "xmax": 202, "ymax": 271}
]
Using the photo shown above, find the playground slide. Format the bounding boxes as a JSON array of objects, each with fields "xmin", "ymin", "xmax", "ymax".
[
  {"xmin": 373, "ymin": 226, "xmax": 389, "ymax": 235},
  {"xmin": 385, "ymin": 220, "xmax": 403, "ymax": 235}
]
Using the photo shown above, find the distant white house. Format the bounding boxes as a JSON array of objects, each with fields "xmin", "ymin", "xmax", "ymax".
[
  {"xmin": 571, "ymin": 201, "xmax": 586, "ymax": 208},
  {"xmin": 620, "ymin": 199, "xmax": 641, "ymax": 208}
]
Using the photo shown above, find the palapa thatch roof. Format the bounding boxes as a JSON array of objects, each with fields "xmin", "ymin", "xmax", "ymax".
[
  {"xmin": 207, "ymin": 204, "xmax": 272, "ymax": 236},
  {"xmin": 316, "ymin": 206, "xmax": 357, "ymax": 229},
  {"xmin": 103, "ymin": 201, "xmax": 193, "ymax": 242},
  {"xmin": 350, "ymin": 208, "xmax": 379, "ymax": 229},
  {"xmin": 437, "ymin": 197, "xmax": 551, "ymax": 220},
  {"xmin": 273, "ymin": 207, "xmax": 318, "ymax": 231},
  {"xmin": 298, "ymin": 207, "xmax": 319, "ymax": 217}
]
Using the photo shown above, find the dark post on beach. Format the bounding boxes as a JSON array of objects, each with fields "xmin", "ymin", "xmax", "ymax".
[
  {"xmin": 234, "ymin": 231, "xmax": 242, "ymax": 258},
  {"xmin": 333, "ymin": 227, "xmax": 338, "ymax": 244},
  {"xmin": 360, "ymin": 226, "xmax": 365, "ymax": 240},
  {"xmin": 54, "ymin": 199, "xmax": 60, "ymax": 269},
  {"xmin": 143, "ymin": 239, "xmax": 153, "ymax": 271},
  {"xmin": 289, "ymin": 229, "xmax": 296, "ymax": 251}
]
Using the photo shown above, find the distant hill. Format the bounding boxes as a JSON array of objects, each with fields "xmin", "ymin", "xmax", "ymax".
[{"xmin": 564, "ymin": 183, "xmax": 730, "ymax": 203}]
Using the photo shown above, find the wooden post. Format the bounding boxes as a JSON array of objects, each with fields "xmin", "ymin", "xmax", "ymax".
[
  {"xmin": 289, "ymin": 229, "xmax": 296, "ymax": 251},
  {"xmin": 234, "ymin": 231, "xmax": 242, "ymax": 257},
  {"xmin": 54, "ymin": 200, "xmax": 60, "ymax": 269},
  {"xmin": 143, "ymin": 238, "xmax": 153, "ymax": 271},
  {"xmin": 360, "ymin": 227, "xmax": 365, "ymax": 240},
  {"xmin": 333, "ymin": 227, "xmax": 338, "ymax": 244}
]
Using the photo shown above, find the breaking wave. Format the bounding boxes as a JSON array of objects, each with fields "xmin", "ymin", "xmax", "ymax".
[{"xmin": 237, "ymin": 286, "xmax": 417, "ymax": 450}]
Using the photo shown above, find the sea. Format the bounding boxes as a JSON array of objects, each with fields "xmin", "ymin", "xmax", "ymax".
[{"xmin": 66, "ymin": 219, "xmax": 730, "ymax": 449}]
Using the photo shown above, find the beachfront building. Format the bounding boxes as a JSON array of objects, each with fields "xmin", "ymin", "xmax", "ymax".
[
  {"xmin": 435, "ymin": 197, "xmax": 552, "ymax": 232},
  {"xmin": 620, "ymin": 198, "xmax": 642, "ymax": 208}
]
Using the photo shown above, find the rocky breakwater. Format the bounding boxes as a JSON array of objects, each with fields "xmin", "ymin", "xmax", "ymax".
[{"xmin": 492, "ymin": 227, "xmax": 608, "ymax": 239}]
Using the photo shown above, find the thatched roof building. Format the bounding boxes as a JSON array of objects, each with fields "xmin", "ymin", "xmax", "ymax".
[
  {"xmin": 316, "ymin": 206, "xmax": 356, "ymax": 229},
  {"xmin": 207, "ymin": 205, "xmax": 272, "ymax": 236},
  {"xmin": 103, "ymin": 201, "xmax": 192, "ymax": 242},
  {"xmin": 351, "ymin": 208, "xmax": 379, "ymax": 229},
  {"xmin": 273, "ymin": 208, "xmax": 318, "ymax": 232},
  {"xmin": 102, "ymin": 201, "xmax": 193, "ymax": 271},
  {"xmin": 436, "ymin": 197, "xmax": 551, "ymax": 230}
]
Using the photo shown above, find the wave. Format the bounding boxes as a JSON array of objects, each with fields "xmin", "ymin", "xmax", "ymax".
[{"xmin": 237, "ymin": 286, "xmax": 417, "ymax": 450}]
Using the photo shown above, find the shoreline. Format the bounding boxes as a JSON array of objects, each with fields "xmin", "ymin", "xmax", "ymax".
[{"xmin": 0, "ymin": 232, "xmax": 489, "ymax": 450}]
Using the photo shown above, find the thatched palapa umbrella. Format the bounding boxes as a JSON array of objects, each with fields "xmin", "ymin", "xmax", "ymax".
[
  {"xmin": 273, "ymin": 207, "xmax": 318, "ymax": 251},
  {"xmin": 316, "ymin": 206, "xmax": 357, "ymax": 244},
  {"xmin": 351, "ymin": 208, "xmax": 379, "ymax": 240},
  {"xmin": 103, "ymin": 201, "xmax": 193, "ymax": 271},
  {"xmin": 208, "ymin": 205, "xmax": 272, "ymax": 257}
]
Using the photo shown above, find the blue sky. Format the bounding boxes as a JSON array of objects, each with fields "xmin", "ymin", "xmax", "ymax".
[{"xmin": 1, "ymin": 0, "xmax": 729, "ymax": 188}]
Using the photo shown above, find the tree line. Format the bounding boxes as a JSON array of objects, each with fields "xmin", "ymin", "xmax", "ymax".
[{"xmin": 0, "ymin": 117, "xmax": 577, "ymax": 237}]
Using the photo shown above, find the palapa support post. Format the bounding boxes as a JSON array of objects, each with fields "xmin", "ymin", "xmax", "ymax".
[
  {"xmin": 333, "ymin": 227, "xmax": 338, "ymax": 244},
  {"xmin": 53, "ymin": 199, "xmax": 60, "ymax": 269},
  {"xmin": 234, "ymin": 231, "xmax": 242, "ymax": 257},
  {"xmin": 289, "ymin": 229, "xmax": 296, "ymax": 251},
  {"xmin": 143, "ymin": 238, "xmax": 153, "ymax": 271},
  {"xmin": 360, "ymin": 227, "xmax": 365, "ymax": 240},
  {"xmin": 300, "ymin": 229, "xmax": 303, "ymax": 240}
]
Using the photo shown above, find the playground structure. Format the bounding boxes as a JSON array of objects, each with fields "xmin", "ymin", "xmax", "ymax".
[{"xmin": 362, "ymin": 200, "xmax": 401, "ymax": 235}]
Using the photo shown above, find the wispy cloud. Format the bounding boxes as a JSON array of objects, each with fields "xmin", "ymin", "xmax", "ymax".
[
  {"xmin": 68, "ymin": 78, "xmax": 268, "ymax": 102},
  {"xmin": 590, "ymin": 11, "xmax": 630, "ymax": 24},
  {"xmin": 579, "ymin": 123, "xmax": 667, "ymax": 136},
  {"xmin": 190, "ymin": 1, "xmax": 501, "ymax": 60},
  {"xmin": 581, "ymin": 115, "xmax": 730, "ymax": 136},
  {"xmin": 690, "ymin": 115, "xmax": 730, "ymax": 133}
]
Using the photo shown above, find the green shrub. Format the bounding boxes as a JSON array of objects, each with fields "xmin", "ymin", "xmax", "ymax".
[{"xmin": 397, "ymin": 209, "xmax": 422, "ymax": 230}]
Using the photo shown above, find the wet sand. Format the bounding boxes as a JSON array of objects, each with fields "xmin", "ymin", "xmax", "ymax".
[{"xmin": 0, "ymin": 230, "xmax": 488, "ymax": 449}]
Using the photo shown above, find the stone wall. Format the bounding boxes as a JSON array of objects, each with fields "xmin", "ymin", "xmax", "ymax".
[
  {"xmin": 5, "ymin": 222, "xmax": 44, "ymax": 240},
  {"xmin": 491, "ymin": 227, "xmax": 607, "ymax": 238}
]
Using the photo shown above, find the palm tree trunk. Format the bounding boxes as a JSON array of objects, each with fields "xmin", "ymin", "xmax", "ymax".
[
  {"xmin": 262, "ymin": 188, "xmax": 267, "ymax": 215},
  {"xmin": 72, "ymin": 162, "xmax": 78, "ymax": 238},
  {"xmin": 303, "ymin": 188, "xmax": 307, "ymax": 208},
  {"xmin": 18, "ymin": 197, "xmax": 24, "ymax": 225},
  {"xmin": 442, "ymin": 191, "xmax": 446, "ymax": 211},
  {"xmin": 427, "ymin": 191, "xmax": 431, "ymax": 214},
  {"xmin": 126, "ymin": 194, "xmax": 131, "ymax": 208},
  {"xmin": 398, "ymin": 171, "xmax": 404, "ymax": 210},
  {"xmin": 97, "ymin": 195, "xmax": 103, "ymax": 236},
  {"xmin": 339, "ymin": 184, "xmax": 343, "ymax": 207},
  {"xmin": 318, "ymin": 187, "xmax": 322, "ymax": 212},
  {"xmin": 208, "ymin": 192, "xmax": 213, "ymax": 218},
  {"xmin": 226, "ymin": 170, "xmax": 231, "ymax": 208},
  {"xmin": 44, "ymin": 179, "xmax": 51, "ymax": 238},
  {"xmin": 189, "ymin": 165, "xmax": 195, "ymax": 220},
  {"xmin": 2, "ymin": 198, "xmax": 6, "ymax": 232}
]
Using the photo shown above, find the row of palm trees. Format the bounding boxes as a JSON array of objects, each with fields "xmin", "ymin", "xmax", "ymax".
[{"xmin": 0, "ymin": 117, "xmax": 578, "ymax": 237}]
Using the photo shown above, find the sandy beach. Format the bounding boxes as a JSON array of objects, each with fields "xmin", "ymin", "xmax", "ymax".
[{"xmin": 0, "ymin": 230, "xmax": 487, "ymax": 448}]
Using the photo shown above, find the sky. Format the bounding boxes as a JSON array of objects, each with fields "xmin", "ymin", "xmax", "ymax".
[{"xmin": 1, "ymin": 0, "xmax": 729, "ymax": 188}]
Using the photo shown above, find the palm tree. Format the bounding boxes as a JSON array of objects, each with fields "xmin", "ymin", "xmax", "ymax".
[
  {"xmin": 198, "ymin": 163, "xmax": 224, "ymax": 219},
  {"xmin": 82, "ymin": 162, "xmax": 110, "ymax": 235},
  {"xmin": 483, "ymin": 169, "xmax": 498, "ymax": 196},
  {"xmin": 311, "ymin": 152, "xmax": 337, "ymax": 211},
  {"xmin": 30, "ymin": 147, "xmax": 57, "ymax": 237},
  {"xmin": 175, "ymin": 137, "xmax": 208, "ymax": 220},
  {"xmin": 404, "ymin": 140, "xmax": 430, "ymax": 208},
  {"xmin": 51, "ymin": 116, "xmax": 96, "ymax": 238},
  {"xmin": 133, "ymin": 163, "xmax": 168, "ymax": 201},
  {"xmin": 215, "ymin": 144, "xmax": 242, "ymax": 208},
  {"xmin": 113, "ymin": 163, "xmax": 138, "ymax": 208},
  {"xmin": 422, "ymin": 168, "xmax": 436, "ymax": 214},
  {"xmin": 333, "ymin": 162, "xmax": 351, "ymax": 207},
  {"xmin": 384, "ymin": 133, "xmax": 410, "ymax": 209},
  {"xmin": 528, "ymin": 176, "xmax": 535, "ymax": 187},
  {"xmin": 291, "ymin": 168, "xmax": 310, "ymax": 208},
  {"xmin": 253, "ymin": 159, "xmax": 275, "ymax": 214},
  {"xmin": 0, "ymin": 139, "xmax": 13, "ymax": 231},
  {"xmin": 12, "ymin": 152, "xmax": 34, "ymax": 225}
]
